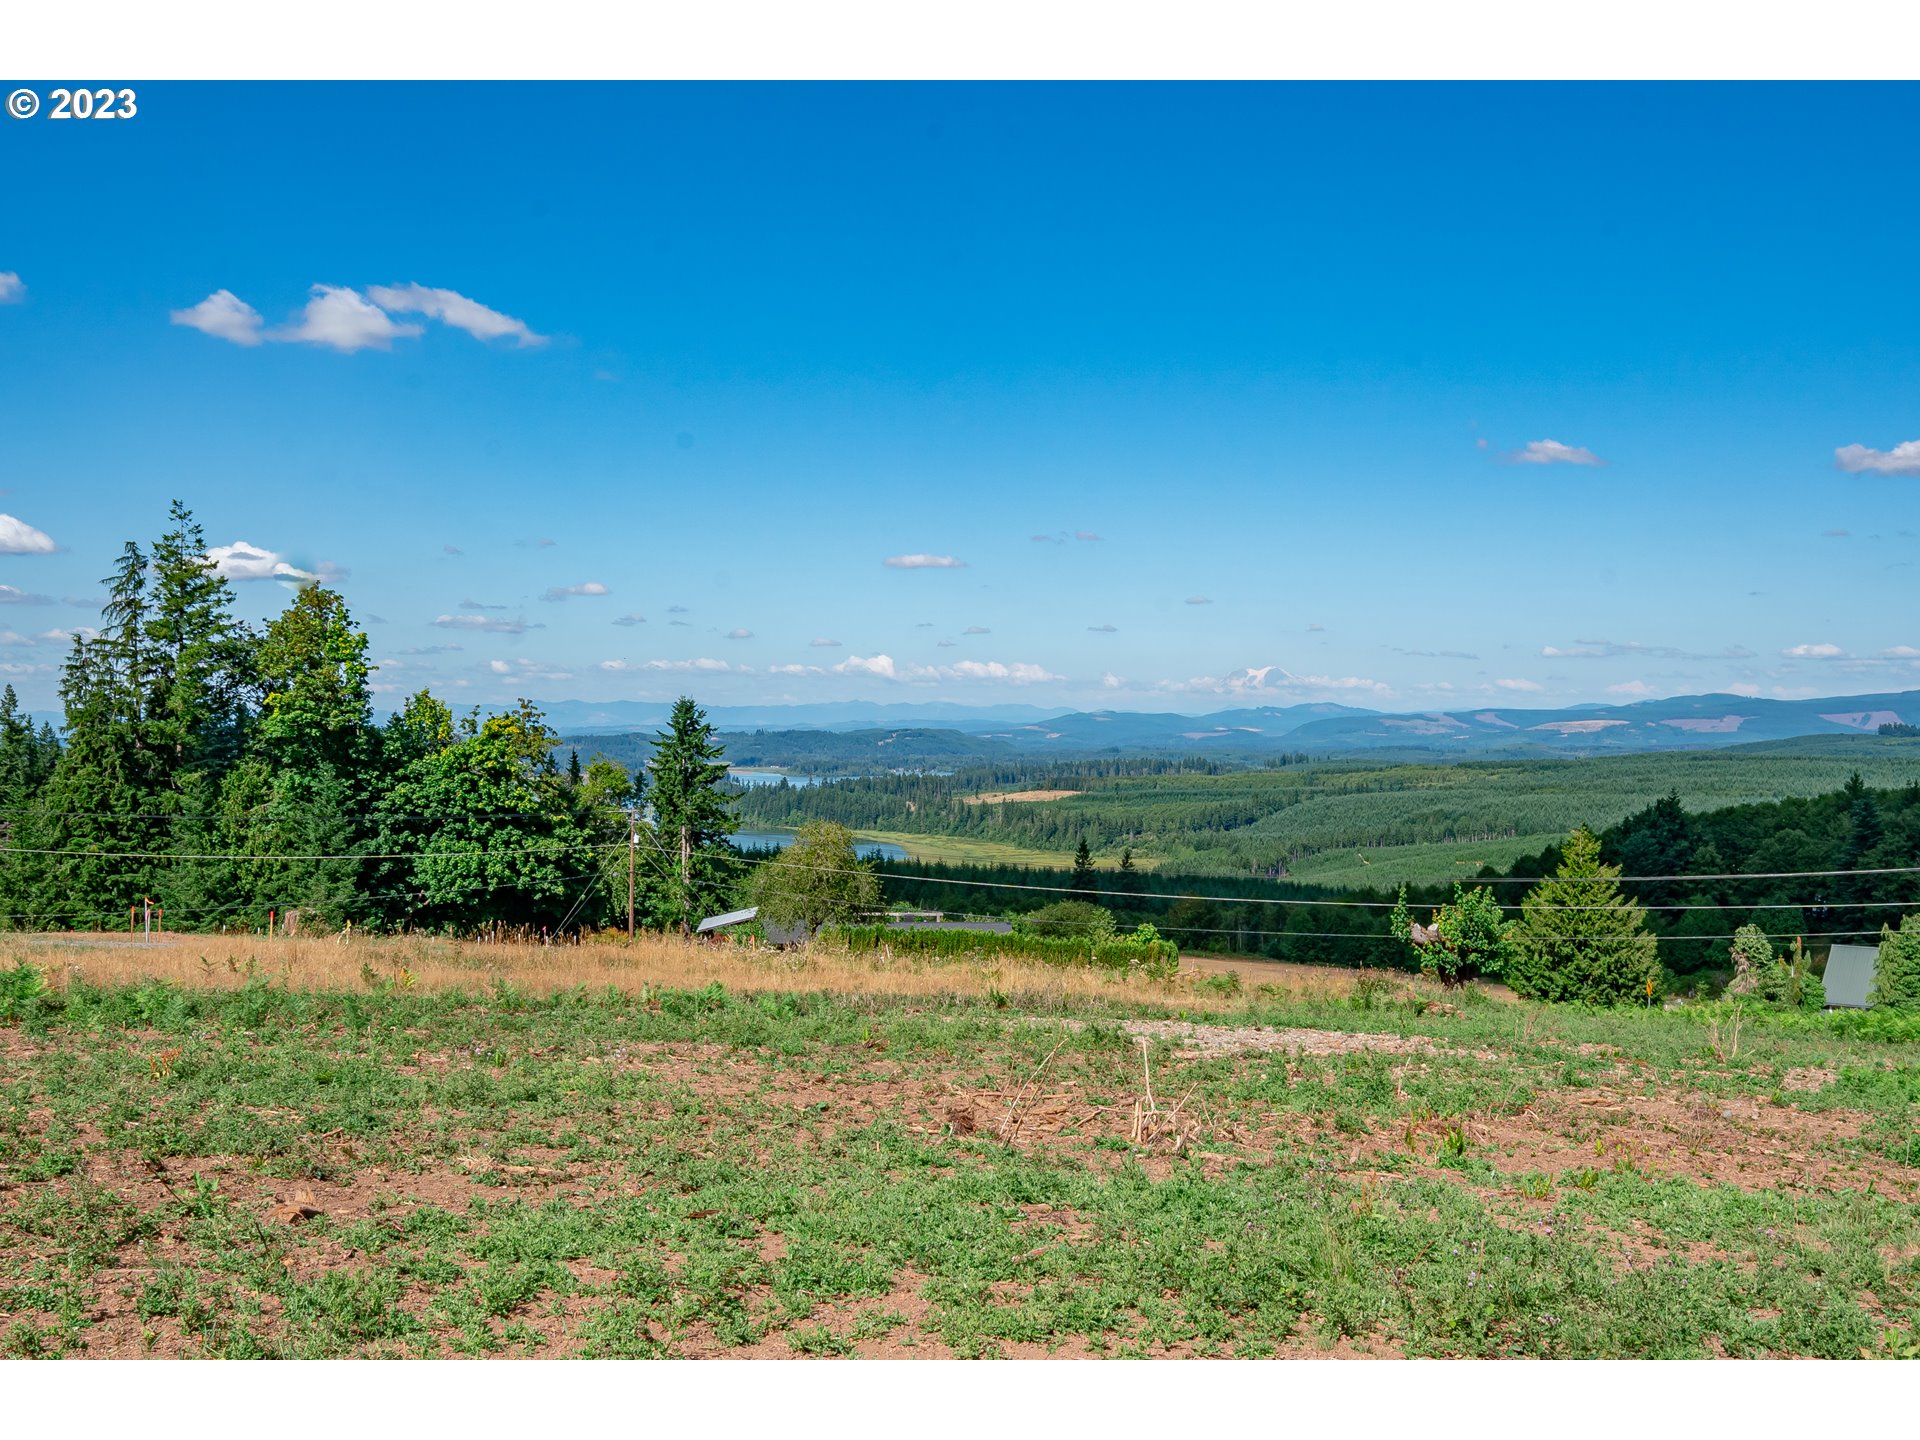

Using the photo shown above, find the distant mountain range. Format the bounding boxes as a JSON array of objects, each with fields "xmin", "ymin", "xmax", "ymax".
[{"xmin": 551, "ymin": 690, "xmax": 1920, "ymax": 763}]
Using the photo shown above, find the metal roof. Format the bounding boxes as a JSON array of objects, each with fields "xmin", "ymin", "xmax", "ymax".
[
  {"xmin": 695, "ymin": 907, "xmax": 758, "ymax": 934},
  {"xmin": 1823, "ymin": 943, "xmax": 1879, "ymax": 1009}
]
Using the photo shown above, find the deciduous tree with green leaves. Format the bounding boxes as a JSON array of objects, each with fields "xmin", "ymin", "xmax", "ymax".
[
  {"xmin": 1870, "ymin": 914, "xmax": 1920, "ymax": 1010},
  {"xmin": 749, "ymin": 820, "xmax": 880, "ymax": 940},
  {"xmin": 1391, "ymin": 882, "xmax": 1513, "ymax": 986}
]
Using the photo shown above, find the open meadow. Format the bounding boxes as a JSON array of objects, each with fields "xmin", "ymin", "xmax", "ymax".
[{"xmin": 2, "ymin": 933, "xmax": 1916, "ymax": 1359}]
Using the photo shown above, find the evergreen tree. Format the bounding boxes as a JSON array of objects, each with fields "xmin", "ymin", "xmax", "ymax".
[
  {"xmin": 645, "ymin": 696, "xmax": 738, "ymax": 932},
  {"xmin": 1069, "ymin": 837, "xmax": 1096, "ymax": 899},
  {"xmin": 145, "ymin": 501, "xmax": 255, "ymax": 785},
  {"xmin": 1506, "ymin": 825, "xmax": 1661, "ymax": 1005}
]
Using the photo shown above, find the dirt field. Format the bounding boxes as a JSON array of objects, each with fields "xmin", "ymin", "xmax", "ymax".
[{"xmin": 2, "ymin": 934, "xmax": 1916, "ymax": 1359}]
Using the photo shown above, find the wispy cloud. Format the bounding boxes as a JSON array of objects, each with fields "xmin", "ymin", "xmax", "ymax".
[
  {"xmin": 884, "ymin": 554, "xmax": 967, "ymax": 569},
  {"xmin": 460, "ymin": 599, "xmax": 506, "ymax": 611},
  {"xmin": 1541, "ymin": 639, "xmax": 1755, "ymax": 661},
  {"xmin": 1075, "ymin": 531, "xmax": 1102, "ymax": 542},
  {"xmin": 1823, "ymin": 529, "xmax": 1850, "ymax": 539},
  {"xmin": 642, "ymin": 657, "xmax": 749, "ymax": 673},
  {"xmin": 1185, "ymin": 596, "xmax": 1212, "ymax": 606},
  {"xmin": 443, "ymin": 544, "xmax": 463, "ymax": 556},
  {"xmin": 963, "ymin": 625, "xmax": 990, "ymax": 635},
  {"xmin": 0, "ymin": 584, "xmax": 53, "ymax": 605},
  {"xmin": 0, "ymin": 273, "xmax": 23, "ymax": 304},
  {"xmin": 809, "ymin": 637, "xmax": 841, "ymax": 648},
  {"xmin": 1835, "ymin": 440, "xmax": 1920, "ymax": 476},
  {"xmin": 540, "ymin": 581, "xmax": 609, "ymax": 602},
  {"xmin": 1087, "ymin": 624, "xmax": 1117, "ymax": 633},
  {"xmin": 768, "ymin": 663, "xmax": 823, "ymax": 676},
  {"xmin": 1606, "ymin": 679, "xmax": 1655, "ymax": 697},
  {"xmin": 397, "ymin": 644, "xmax": 463, "ymax": 656},
  {"xmin": 0, "ymin": 514, "xmax": 57, "ymax": 555},
  {"xmin": 488, "ymin": 656, "xmax": 571, "ymax": 682},
  {"xmin": 1307, "ymin": 623, "xmax": 1325, "ymax": 633},
  {"xmin": 432, "ymin": 614, "xmax": 543, "ymax": 635},
  {"xmin": 1494, "ymin": 677, "xmax": 1544, "ymax": 691},
  {"xmin": 725, "ymin": 628, "xmax": 753, "ymax": 640},
  {"xmin": 1159, "ymin": 666, "xmax": 1390, "ymax": 698},
  {"xmin": 668, "ymin": 605, "xmax": 688, "ymax": 614},
  {"xmin": 611, "ymin": 613, "xmax": 647, "ymax": 627},
  {"xmin": 1781, "ymin": 642, "xmax": 1844, "ymax": 658},
  {"xmin": 1512, "ymin": 439, "xmax": 1603, "ymax": 466},
  {"xmin": 1881, "ymin": 645, "xmax": 1920, "ymax": 659},
  {"xmin": 364, "ymin": 284, "xmax": 547, "ymax": 347}
]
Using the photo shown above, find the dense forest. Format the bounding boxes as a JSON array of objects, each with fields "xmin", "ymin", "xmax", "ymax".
[
  {"xmin": 0, "ymin": 504, "xmax": 741, "ymax": 937},
  {"xmin": 853, "ymin": 777, "xmax": 1920, "ymax": 980},
  {"xmin": 731, "ymin": 745, "xmax": 1920, "ymax": 876}
]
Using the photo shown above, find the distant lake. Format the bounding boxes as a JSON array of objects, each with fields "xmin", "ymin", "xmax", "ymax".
[
  {"xmin": 733, "ymin": 830, "xmax": 909, "ymax": 862},
  {"xmin": 729, "ymin": 770, "xmax": 827, "ymax": 788}
]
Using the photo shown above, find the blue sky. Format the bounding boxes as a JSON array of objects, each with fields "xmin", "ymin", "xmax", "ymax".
[{"xmin": 3, "ymin": 81, "xmax": 1917, "ymax": 716}]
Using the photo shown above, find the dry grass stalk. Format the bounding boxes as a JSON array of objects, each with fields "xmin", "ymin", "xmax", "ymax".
[{"xmin": 7, "ymin": 931, "xmax": 1269, "ymax": 1014}]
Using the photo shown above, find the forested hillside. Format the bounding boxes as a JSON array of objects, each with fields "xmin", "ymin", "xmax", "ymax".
[{"xmin": 732, "ymin": 744, "xmax": 1920, "ymax": 877}]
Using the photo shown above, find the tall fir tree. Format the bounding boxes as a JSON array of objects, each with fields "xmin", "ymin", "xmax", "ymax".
[
  {"xmin": 645, "ymin": 696, "xmax": 738, "ymax": 932},
  {"xmin": 1069, "ymin": 837, "xmax": 1097, "ymax": 900},
  {"xmin": 1506, "ymin": 825, "xmax": 1661, "ymax": 1005}
]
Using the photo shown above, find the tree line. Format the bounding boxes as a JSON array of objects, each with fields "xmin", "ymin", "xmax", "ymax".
[{"xmin": 0, "ymin": 504, "xmax": 743, "ymax": 936}]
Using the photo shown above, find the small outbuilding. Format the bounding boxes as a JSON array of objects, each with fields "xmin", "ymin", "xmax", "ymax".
[{"xmin": 1821, "ymin": 943, "xmax": 1879, "ymax": 1010}]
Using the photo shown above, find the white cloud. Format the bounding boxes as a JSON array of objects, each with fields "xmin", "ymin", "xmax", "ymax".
[
  {"xmin": 1606, "ymin": 680, "xmax": 1655, "ymax": 697},
  {"xmin": 1513, "ymin": 439, "xmax": 1603, "ymax": 466},
  {"xmin": 34, "ymin": 627, "xmax": 99, "ymax": 646},
  {"xmin": 432, "ymin": 614, "xmax": 542, "ymax": 635},
  {"xmin": 1835, "ymin": 440, "xmax": 1920, "ymax": 476},
  {"xmin": 883, "ymin": 554, "xmax": 966, "ymax": 569},
  {"xmin": 611, "ymin": 613, "xmax": 647, "ymax": 626},
  {"xmin": 1160, "ymin": 665, "xmax": 1390, "ymax": 697},
  {"xmin": 0, "ymin": 630, "xmax": 28, "ymax": 647},
  {"xmin": 1781, "ymin": 642, "xmax": 1844, "ymax": 658},
  {"xmin": 0, "ymin": 273, "xmax": 23, "ymax": 304},
  {"xmin": 540, "ymin": 582, "xmax": 609, "ymax": 602},
  {"xmin": 1307, "ymin": 623, "xmax": 1325, "ymax": 632},
  {"xmin": 769, "ymin": 663, "xmax": 822, "ymax": 676},
  {"xmin": 725, "ymin": 628, "xmax": 753, "ymax": 640},
  {"xmin": 1881, "ymin": 645, "xmax": 1920, "ymax": 659},
  {"xmin": 1727, "ymin": 682, "xmax": 1762, "ymax": 697},
  {"xmin": 170, "ymin": 289, "xmax": 265, "ymax": 346},
  {"xmin": 1102, "ymin": 672, "xmax": 1122, "ymax": 688},
  {"xmin": 0, "ymin": 584, "xmax": 53, "ymax": 605},
  {"xmin": 275, "ymin": 285, "xmax": 422, "ymax": 352},
  {"xmin": 488, "ymin": 656, "xmax": 571, "ymax": 682},
  {"xmin": 1185, "ymin": 596, "xmax": 1212, "ymax": 606},
  {"xmin": 598, "ymin": 659, "xmax": 633, "ymax": 671},
  {"xmin": 835, "ymin": 654, "xmax": 899, "ymax": 678},
  {"xmin": 1494, "ymin": 678, "xmax": 1544, "ymax": 691},
  {"xmin": 809, "ymin": 637, "xmax": 840, "ymax": 648},
  {"xmin": 364, "ymin": 283, "xmax": 546, "ymax": 347},
  {"xmin": 0, "ymin": 514, "xmax": 57, "ymax": 555},
  {"xmin": 944, "ymin": 660, "xmax": 1061, "ymax": 683},
  {"xmin": 206, "ymin": 541, "xmax": 315, "ymax": 582},
  {"xmin": 963, "ymin": 625, "xmax": 990, "ymax": 635},
  {"xmin": 643, "ymin": 657, "xmax": 748, "ymax": 673}
]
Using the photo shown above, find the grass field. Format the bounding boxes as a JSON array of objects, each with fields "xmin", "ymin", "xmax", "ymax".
[
  {"xmin": 1278, "ymin": 834, "xmax": 1562, "ymax": 891},
  {"xmin": 857, "ymin": 830, "xmax": 1156, "ymax": 871},
  {"xmin": 2, "ymin": 933, "xmax": 1917, "ymax": 1359}
]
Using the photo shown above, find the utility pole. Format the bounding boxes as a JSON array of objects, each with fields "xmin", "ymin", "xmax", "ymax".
[{"xmin": 627, "ymin": 813, "xmax": 637, "ymax": 940}]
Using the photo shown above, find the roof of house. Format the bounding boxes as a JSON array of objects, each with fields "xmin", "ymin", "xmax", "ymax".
[
  {"xmin": 695, "ymin": 907, "xmax": 758, "ymax": 934},
  {"xmin": 1823, "ymin": 943, "xmax": 1879, "ymax": 1009}
]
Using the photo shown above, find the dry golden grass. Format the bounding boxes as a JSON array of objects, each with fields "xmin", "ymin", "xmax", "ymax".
[
  {"xmin": 0, "ymin": 929, "xmax": 1332, "ymax": 1014},
  {"xmin": 961, "ymin": 788, "xmax": 1083, "ymax": 805}
]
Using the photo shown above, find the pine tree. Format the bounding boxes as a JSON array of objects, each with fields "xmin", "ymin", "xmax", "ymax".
[
  {"xmin": 1070, "ymin": 837, "xmax": 1096, "ymax": 899},
  {"xmin": 645, "ymin": 696, "xmax": 738, "ymax": 932},
  {"xmin": 1506, "ymin": 825, "xmax": 1661, "ymax": 1005}
]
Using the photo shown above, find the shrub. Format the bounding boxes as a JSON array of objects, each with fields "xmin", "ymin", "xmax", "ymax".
[
  {"xmin": 0, "ymin": 963, "xmax": 48, "ymax": 1025},
  {"xmin": 1014, "ymin": 901, "xmax": 1116, "ymax": 941}
]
